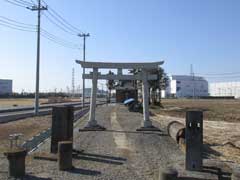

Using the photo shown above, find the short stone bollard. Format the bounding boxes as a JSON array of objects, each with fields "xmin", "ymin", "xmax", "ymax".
[
  {"xmin": 58, "ymin": 141, "xmax": 73, "ymax": 171},
  {"xmin": 159, "ymin": 167, "xmax": 178, "ymax": 180},
  {"xmin": 4, "ymin": 148, "xmax": 27, "ymax": 178},
  {"xmin": 185, "ymin": 110, "xmax": 203, "ymax": 171},
  {"xmin": 51, "ymin": 105, "xmax": 74, "ymax": 153},
  {"xmin": 232, "ymin": 167, "xmax": 240, "ymax": 180}
]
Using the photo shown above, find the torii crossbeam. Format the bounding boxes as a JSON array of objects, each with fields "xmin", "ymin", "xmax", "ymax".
[{"xmin": 76, "ymin": 60, "xmax": 164, "ymax": 131}]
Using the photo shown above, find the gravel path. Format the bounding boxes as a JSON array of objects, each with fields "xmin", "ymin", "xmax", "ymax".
[{"xmin": 0, "ymin": 104, "xmax": 184, "ymax": 180}]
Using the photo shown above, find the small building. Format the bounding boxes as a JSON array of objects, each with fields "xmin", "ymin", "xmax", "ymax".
[
  {"xmin": 115, "ymin": 80, "xmax": 138, "ymax": 103},
  {"xmin": 165, "ymin": 75, "xmax": 208, "ymax": 98},
  {"xmin": 0, "ymin": 79, "xmax": 12, "ymax": 95},
  {"xmin": 209, "ymin": 81, "xmax": 240, "ymax": 98}
]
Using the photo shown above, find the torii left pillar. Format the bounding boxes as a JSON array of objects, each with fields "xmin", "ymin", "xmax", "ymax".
[{"xmin": 84, "ymin": 68, "xmax": 106, "ymax": 130}]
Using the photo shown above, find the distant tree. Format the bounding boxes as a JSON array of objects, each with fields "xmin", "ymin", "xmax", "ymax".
[
  {"xmin": 106, "ymin": 70, "xmax": 115, "ymax": 103},
  {"xmin": 149, "ymin": 67, "xmax": 168, "ymax": 106},
  {"xmin": 128, "ymin": 69, "xmax": 141, "ymax": 89}
]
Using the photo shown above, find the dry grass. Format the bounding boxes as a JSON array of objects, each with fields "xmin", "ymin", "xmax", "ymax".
[
  {"xmin": 0, "ymin": 115, "xmax": 51, "ymax": 152},
  {"xmin": 0, "ymin": 98, "xmax": 48, "ymax": 108},
  {"xmin": 151, "ymin": 99, "xmax": 240, "ymax": 122}
]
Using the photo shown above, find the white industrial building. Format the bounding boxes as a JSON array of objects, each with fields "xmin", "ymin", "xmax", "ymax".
[
  {"xmin": 0, "ymin": 79, "xmax": 12, "ymax": 95},
  {"xmin": 165, "ymin": 75, "xmax": 208, "ymax": 98},
  {"xmin": 209, "ymin": 82, "xmax": 240, "ymax": 98}
]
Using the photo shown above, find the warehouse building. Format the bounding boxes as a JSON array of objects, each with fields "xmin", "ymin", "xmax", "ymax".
[
  {"xmin": 0, "ymin": 79, "xmax": 12, "ymax": 95},
  {"xmin": 209, "ymin": 82, "xmax": 240, "ymax": 98},
  {"xmin": 165, "ymin": 75, "xmax": 208, "ymax": 98}
]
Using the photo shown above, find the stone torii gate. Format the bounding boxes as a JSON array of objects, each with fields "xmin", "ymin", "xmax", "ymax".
[{"xmin": 76, "ymin": 60, "xmax": 164, "ymax": 131}]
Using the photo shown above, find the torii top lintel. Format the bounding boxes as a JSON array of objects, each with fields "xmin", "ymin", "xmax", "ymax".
[{"xmin": 75, "ymin": 60, "xmax": 164, "ymax": 69}]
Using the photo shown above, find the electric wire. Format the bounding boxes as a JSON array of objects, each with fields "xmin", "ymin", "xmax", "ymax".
[
  {"xmin": 45, "ymin": 10, "xmax": 79, "ymax": 34},
  {"xmin": 12, "ymin": 0, "xmax": 33, "ymax": 6},
  {"xmin": 3, "ymin": 0, "xmax": 27, "ymax": 8},
  {"xmin": 196, "ymin": 72, "xmax": 240, "ymax": 77},
  {"xmin": 2, "ymin": 0, "xmax": 82, "ymax": 50},
  {"xmin": 41, "ymin": 28, "xmax": 79, "ymax": 48},
  {"xmin": 41, "ymin": 33, "xmax": 80, "ymax": 50},
  {"xmin": 42, "ymin": 0, "xmax": 83, "ymax": 34},
  {"xmin": 0, "ymin": 21, "xmax": 36, "ymax": 32},
  {"xmin": 43, "ymin": 12, "xmax": 77, "ymax": 36},
  {"xmin": 0, "ymin": 16, "xmax": 36, "ymax": 29},
  {"xmin": 0, "ymin": 17, "xmax": 79, "ymax": 49}
]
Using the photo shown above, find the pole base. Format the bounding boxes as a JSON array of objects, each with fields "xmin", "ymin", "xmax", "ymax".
[{"xmin": 79, "ymin": 124, "xmax": 106, "ymax": 131}]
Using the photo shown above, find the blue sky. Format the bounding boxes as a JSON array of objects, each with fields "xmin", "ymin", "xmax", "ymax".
[{"xmin": 0, "ymin": 0, "xmax": 240, "ymax": 92}]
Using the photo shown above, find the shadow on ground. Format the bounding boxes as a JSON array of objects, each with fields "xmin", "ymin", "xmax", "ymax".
[
  {"xmin": 202, "ymin": 166, "xmax": 231, "ymax": 180},
  {"xmin": 203, "ymin": 143, "xmax": 222, "ymax": 159},
  {"xmin": 22, "ymin": 175, "xmax": 52, "ymax": 180},
  {"xmin": 73, "ymin": 151, "xmax": 126, "ymax": 165},
  {"xmin": 68, "ymin": 167, "xmax": 101, "ymax": 176}
]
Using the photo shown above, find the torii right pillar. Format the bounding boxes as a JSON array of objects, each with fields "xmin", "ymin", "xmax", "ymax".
[{"xmin": 137, "ymin": 69, "xmax": 160, "ymax": 131}]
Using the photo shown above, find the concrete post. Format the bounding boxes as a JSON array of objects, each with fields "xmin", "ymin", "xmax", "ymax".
[
  {"xmin": 4, "ymin": 148, "xmax": 27, "ymax": 178},
  {"xmin": 159, "ymin": 167, "xmax": 178, "ymax": 180},
  {"xmin": 58, "ymin": 141, "xmax": 72, "ymax": 171},
  {"xmin": 185, "ymin": 110, "xmax": 203, "ymax": 171},
  {"xmin": 87, "ymin": 67, "xmax": 98, "ymax": 127},
  {"xmin": 51, "ymin": 106, "xmax": 74, "ymax": 153},
  {"xmin": 142, "ymin": 69, "xmax": 152, "ymax": 128}
]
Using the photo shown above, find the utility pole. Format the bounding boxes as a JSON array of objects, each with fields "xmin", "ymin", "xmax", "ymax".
[
  {"xmin": 28, "ymin": 0, "xmax": 47, "ymax": 115},
  {"xmin": 72, "ymin": 68, "xmax": 75, "ymax": 97},
  {"xmin": 78, "ymin": 33, "xmax": 90, "ymax": 108},
  {"xmin": 190, "ymin": 64, "xmax": 195, "ymax": 99}
]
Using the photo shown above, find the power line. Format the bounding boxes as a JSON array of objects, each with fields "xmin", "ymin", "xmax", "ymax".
[
  {"xmin": 205, "ymin": 75, "xmax": 240, "ymax": 79},
  {"xmin": 0, "ymin": 21, "xmax": 36, "ymax": 32},
  {"xmin": 12, "ymin": 0, "xmax": 33, "ymax": 6},
  {"xmin": 196, "ymin": 72, "xmax": 240, "ymax": 76},
  {"xmin": 3, "ymin": 0, "xmax": 27, "ymax": 8},
  {"xmin": 45, "ymin": 10, "xmax": 79, "ymax": 34},
  {"xmin": 41, "ymin": 33, "xmax": 80, "ymax": 49},
  {"xmin": 0, "ymin": 16, "xmax": 35, "ymax": 27},
  {"xmin": 0, "ymin": 19, "xmax": 34, "ymax": 29},
  {"xmin": 41, "ymin": 28, "xmax": 80, "ymax": 49},
  {"xmin": 0, "ymin": 10, "xmax": 80, "ymax": 49},
  {"xmin": 42, "ymin": 0, "xmax": 83, "ymax": 34},
  {"xmin": 43, "ymin": 12, "xmax": 77, "ymax": 35},
  {"xmin": 30, "ymin": 0, "xmax": 36, "ymax": 4}
]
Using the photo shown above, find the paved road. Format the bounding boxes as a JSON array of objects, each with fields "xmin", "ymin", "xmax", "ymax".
[
  {"xmin": 0, "ymin": 101, "xmax": 107, "ymax": 123},
  {"xmin": 0, "ymin": 104, "xmax": 184, "ymax": 180}
]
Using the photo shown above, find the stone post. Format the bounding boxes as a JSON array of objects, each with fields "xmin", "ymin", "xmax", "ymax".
[
  {"xmin": 51, "ymin": 105, "xmax": 74, "ymax": 153},
  {"xmin": 58, "ymin": 141, "xmax": 73, "ymax": 171},
  {"xmin": 185, "ymin": 110, "xmax": 203, "ymax": 171},
  {"xmin": 4, "ymin": 148, "xmax": 27, "ymax": 178},
  {"xmin": 142, "ymin": 69, "xmax": 152, "ymax": 128}
]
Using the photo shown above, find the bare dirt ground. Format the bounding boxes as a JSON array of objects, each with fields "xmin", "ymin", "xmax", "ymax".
[
  {"xmin": 151, "ymin": 99, "xmax": 240, "ymax": 165},
  {"xmin": 0, "ymin": 115, "xmax": 51, "ymax": 152},
  {"xmin": 0, "ymin": 97, "xmax": 84, "ymax": 109},
  {"xmin": 0, "ymin": 98, "xmax": 48, "ymax": 109},
  {"xmin": 152, "ymin": 99, "xmax": 240, "ymax": 122}
]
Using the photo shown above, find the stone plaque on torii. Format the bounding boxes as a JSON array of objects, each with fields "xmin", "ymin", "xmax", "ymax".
[{"xmin": 76, "ymin": 60, "xmax": 164, "ymax": 131}]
